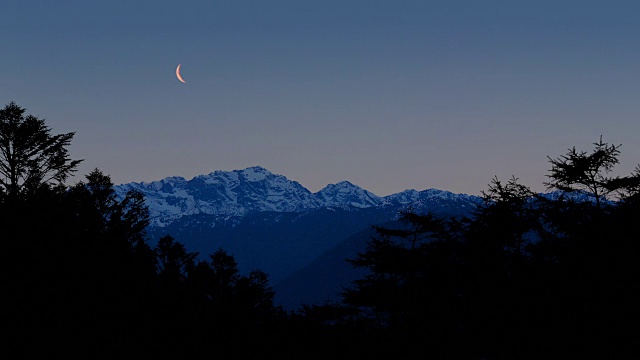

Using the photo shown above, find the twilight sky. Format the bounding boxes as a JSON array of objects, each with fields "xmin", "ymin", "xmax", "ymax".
[{"xmin": 2, "ymin": 1, "xmax": 639, "ymax": 196}]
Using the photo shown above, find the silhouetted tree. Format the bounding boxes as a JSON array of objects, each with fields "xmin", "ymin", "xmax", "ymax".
[
  {"xmin": 234, "ymin": 269, "xmax": 277, "ymax": 319},
  {"xmin": 459, "ymin": 176, "xmax": 550, "ymax": 358},
  {"xmin": 0, "ymin": 101, "xmax": 82, "ymax": 202},
  {"xmin": 65, "ymin": 168, "xmax": 155, "ymax": 278},
  {"xmin": 342, "ymin": 211, "xmax": 461, "ymax": 331},
  {"xmin": 190, "ymin": 248, "xmax": 277, "ymax": 317},
  {"xmin": 155, "ymin": 235, "xmax": 198, "ymax": 284},
  {"xmin": 0, "ymin": 141, "xmax": 159, "ymax": 355},
  {"xmin": 209, "ymin": 248, "xmax": 241, "ymax": 288},
  {"xmin": 534, "ymin": 139, "xmax": 640, "ymax": 359},
  {"xmin": 476, "ymin": 175, "xmax": 537, "ymax": 257},
  {"xmin": 545, "ymin": 136, "xmax": 640, "ymax": 208}
]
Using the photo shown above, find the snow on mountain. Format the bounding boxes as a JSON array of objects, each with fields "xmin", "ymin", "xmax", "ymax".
[
  {"xmin": 538, "ymin": 189, "xmax": 602, "ymax": 203},
  {"xmin": 114, "ymin": 166, "xmax": 322, "ymax": 227},
  {"xmin": 114, "ymin": 166, "xmax": 484, "ymax": 228},
  {"xmin": 382, "ymin": 189, "xmax": 421, "ymax": 204},
  {"xmin": 382, "ymin": 188, "xmax": 484, "ymax": 215},
  {"xmin": 315, "ymin": 181, "xmax": 383, "ymax": 208}
]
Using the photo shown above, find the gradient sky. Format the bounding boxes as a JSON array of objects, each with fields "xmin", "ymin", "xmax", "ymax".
[{"xmin": 2, "ymin": 1, "xmax": 639, "ymax": 196}]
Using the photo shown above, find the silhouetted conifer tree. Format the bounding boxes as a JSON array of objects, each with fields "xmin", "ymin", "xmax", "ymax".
[
  {"xmin": 545, "ymin": 136, "xmax": 640, "ymax": 208},
  {"xmin": 340, "ymin": 210, "xmax": 465, "ymax": 349},
  {"xmin": 0, "ymin": 101, "xmax": 82, "ymax": 203},
  {"xmin": 155, "ymin": 235, "xmax": 198, "ymax": 285}
]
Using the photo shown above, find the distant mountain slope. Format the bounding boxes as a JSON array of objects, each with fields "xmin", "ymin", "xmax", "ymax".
[
  {"xmin": 146, "ymin": 206, "xmax": 399, "ymax": 284},
  {"xmin": 271, "ymin": 223, "xmax": 380, "ymax": 310},
  {"xmin": 272, "ymin": 208, "xmax": 478, "ymax": 310}
]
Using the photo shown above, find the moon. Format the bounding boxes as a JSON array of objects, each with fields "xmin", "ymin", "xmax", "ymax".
[{"xmin": 176, "ymin": 64, "xmax": 186, "ymax": 83}]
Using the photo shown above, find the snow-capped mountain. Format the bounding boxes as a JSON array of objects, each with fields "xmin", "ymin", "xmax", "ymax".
[
  {"xmin": 383, "ymin": 188, "xmax": 482, "ymax": 212},
  {"xmin": 115, "ymin": 166, "xmax": 481, "ymax": 228},
  {"xmin": 315, "ymin": 180, "xmax": 383, "ymax": 208},
  {"xmin": 115, "ymin": 166, "xmax": 321, "ymax": 227}
]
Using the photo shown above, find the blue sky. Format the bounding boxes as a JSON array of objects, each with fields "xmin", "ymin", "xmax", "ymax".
[{"xmin": 2, "ymin": 1, "xmax": 639, "ymax": 196}]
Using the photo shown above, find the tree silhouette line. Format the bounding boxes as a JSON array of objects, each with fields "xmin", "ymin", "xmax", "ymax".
[{"xmin": 2, "ymin": 101, "xmax": 638, "ymax": 359}]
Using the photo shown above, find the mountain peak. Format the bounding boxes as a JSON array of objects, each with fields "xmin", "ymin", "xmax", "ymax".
[
  {"xmin": 321, "ymin": 180, "xmax": 357, "ymax": 189},
  {"xmin": 237, "ymin": 166, "xmax": 273, "ymax": 182},
  {"xmin": 383, "ymin": 189, "xmax": 420, "ymax": 204},
  {"xmin": 316, "ymin": 181, "xmax": 382, "ymax": 208},
  {"xmin": 334, "ymin": 180, "xmax": 357, "ymax": 187},
  {"xmin": 116, "ymin": 165, "xmax": 321, "ymax": 227},
  {"xmin": 241, "ymin": 165, "xmax": 271, "ymax": 173}
]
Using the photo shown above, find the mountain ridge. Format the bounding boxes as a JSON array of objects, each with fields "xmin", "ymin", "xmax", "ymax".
[{"xmin": 114, "ymin": 165, "xmax": 483, "ymax": 228}]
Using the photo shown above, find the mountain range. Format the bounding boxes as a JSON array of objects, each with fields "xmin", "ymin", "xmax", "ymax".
[
  {"xmin": 114, "ymin": 166, "xmax": 566, "ymax": 309},
  {"xmin": 114, "ymin": 166, "xmax": 481, "ymax": 228}
]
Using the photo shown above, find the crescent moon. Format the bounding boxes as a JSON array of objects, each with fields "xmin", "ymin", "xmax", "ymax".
[{"xmin": 176, "ymin": 64, "xmax": 186, "ymax": 83}]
